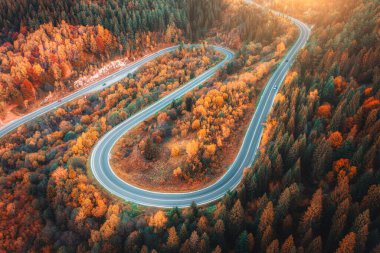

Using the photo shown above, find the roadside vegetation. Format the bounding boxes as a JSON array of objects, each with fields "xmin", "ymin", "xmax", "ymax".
[
  {"xmin": 0, "ymin": 0, "xmax": 224, "ymax": 123},
  {"xmin": 0, "ymin": 46, "xmax": 222, "ymax": 251},
  {"xmin": 0, "ymin": 22, "xmax": 119, "ymax": 117},
  {"xmin": 0, "ymin": 21, "xmax": 183, "ymax": 123}
]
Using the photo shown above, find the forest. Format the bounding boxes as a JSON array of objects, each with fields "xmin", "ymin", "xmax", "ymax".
[
  {"xmin": 0, "ymin": 0, "xmax": 187, "ymax": 44},
  {"xmin": 0, "ymin": 0, "xmax": 218, "ymax": 123},
  {"xmin": 243, "ymin": 0, "xmax": 380, "ymax": 252},
  {"xmin": 0, "ymin": 44, "xmax": 223, "ymax": 252},
  {"xmin": 0, "ymin": 22, "xmax": 120, "ymax": 114},
  {"xmin": 0, "ymin": 0, "xmax": 225, "ymax": 45},
  {"xmin": 0, "ymin": 0, "xmax": 379, "ymax": 252},
  {"xmin": 110, "ymin": 1, "xmax": 298, "ymax": 192}
]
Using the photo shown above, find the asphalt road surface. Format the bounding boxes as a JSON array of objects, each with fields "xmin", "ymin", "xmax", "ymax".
[
  {"xmin": 0, "ymin": 1, "xmax": 310, "ymax": 208},
  {"xmin": 0, "ymin": 45, "xmax": 183, "ymax": 139},
  {"xmin": 90, "ymin": 4, "xmax": 311, "ymax": 207}
]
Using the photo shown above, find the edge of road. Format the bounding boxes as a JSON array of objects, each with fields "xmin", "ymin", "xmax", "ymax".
[
  {"xmin": 0, "ymin": 0, "xmax": 311, "ymax": 208},
  {"xmin": 0, "ymin": 45, "xmax": 188, "ymax": 139}
]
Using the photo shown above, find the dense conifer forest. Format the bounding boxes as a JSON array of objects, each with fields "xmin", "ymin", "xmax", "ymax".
[{"xmin": 0, "ymin": 0, "xmax": 186, "ymax": 43}]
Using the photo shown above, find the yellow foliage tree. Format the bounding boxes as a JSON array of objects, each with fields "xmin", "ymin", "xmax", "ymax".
[
  {"xmin": 204, "ymin": 144, "xmax": 217, "ymax": 158},
  {"xmin": 275, "ymin": 41, "xmax": 286, "ymax": 57},
  {"xmin": 173, "ymin": 167, "xmax": 182, "ymax": 177},
  {"xmin": 198, "ymin": 129, "xmax": 207, "ymax": 140},
  {"xmin": 192, "ymin": 119, "xmax": 201, "ymax": 130},
  {"xmin": 171, "ymin": 145, "xmax": 181, "ymax": 157},
  {"xmin": 167, "ymin": 226, "xmax": 180, "ymax": 249},
  {"xmin": 100, "ymin": 214, "xmax": 120, "ymax": 239},
  {"xmin": 186, "ymin": 140, "xmax": 199, "ymax": 158},
  {"xmin": 214, "ymin": 96, "xmax": 224, "ymax": 107},
  {"xmin": 149, "ymin": 210, "xmax": 168, "ymax": 230}
]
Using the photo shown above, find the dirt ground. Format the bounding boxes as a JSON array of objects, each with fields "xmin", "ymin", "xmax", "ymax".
[{"xmin": 110, "ymin": 98, "xmax": 259, "ymax": 193}]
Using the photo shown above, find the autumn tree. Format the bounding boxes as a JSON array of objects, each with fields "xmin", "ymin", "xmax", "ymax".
[
  {"xmin": 328, "ymin": 131, "xmax": 343, "ymax": 149},
  {"xmin": 228, "ymin": 200, "xmax": 244, "ymax": 239},
  {"xmin": 299, "ymin": 189, "xmax": 323, "ymax": 234},
  {"xmin": 336, "ymin": 232, "xmax": 356, "ymax": 253},
  {"xmin": 149, "ymin": 210, "xmax": 168, "ymax": 232},
  {"xmin": 281, "ymin": 235, "xmax": 296, "ymax": 253},
  {"xmin": 144, "ymin": 138, "xmax": 159, "ymax": 160},
  {"xmin": 167, "ymin": 226, "xmax": 180, "ymax": 251}
]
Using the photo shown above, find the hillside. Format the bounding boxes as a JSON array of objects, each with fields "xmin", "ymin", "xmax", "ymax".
[{"xmin": 242, "ymin": 0, "xmax": 380, "ymax": 252}]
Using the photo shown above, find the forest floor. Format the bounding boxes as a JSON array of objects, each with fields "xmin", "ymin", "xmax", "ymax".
[{"xmin": 110, "ymin": 78, "xmax": 268, "ymax": 192}]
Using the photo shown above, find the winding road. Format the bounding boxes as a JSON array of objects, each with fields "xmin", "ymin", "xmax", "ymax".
[
  {"xmin": 90, "ymin": 3, "xmax": 311, "ymax": 207},
  {"xmin": 0, "ymin": 45, "xmax": 184, "ymax": 138},
  {"xmin": 0, "ymin": 2, "xmax": 311, "ymax": 208}
]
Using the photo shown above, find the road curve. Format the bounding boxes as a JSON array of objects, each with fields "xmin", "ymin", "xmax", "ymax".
[
  {"xmin": 90, "ymin": 3, "xmax": 311, "ymax": 208},
  {"xmin": 0, "ymin": 45, "xmax": 185, "ymax": 139}
]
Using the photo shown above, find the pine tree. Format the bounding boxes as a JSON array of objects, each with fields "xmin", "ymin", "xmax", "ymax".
[
  {"xmin": 281, "ymin": 235, "xmax": 296, "ymax": 253},
  {"xmin": 259, "ymin": 202, "xmax": 274, "ymax": 235},
  {"xmin": 189, "ymin": 231, "xmax": 199, "ymax": 251},
  {"xmin": 327, "ymin": 198, "xmax": 350, "ymax": 249},
  {"xmin": 306, "ymin": 236, "xmax": 323, "ymax": 253},
  {"xmin": 352, "ymin": 210, "xmax": 370, "ymax": 253},
  {"xmin": 144, "ymin": 138, "xmax": 158, "ymax": 160},
  {"xmin": 266, "ymin": 239, "xmax": 280, "ymax": 253},
  {"xmin": 235, "ymin": 231, "xmax": 248, "ymax": 253},
  {"xmin": 299, "ymin": 189, "xmax": 323, "ymax": 234},
  {"xmin": 179, "ymin": 223, "xmax": 188, "ymax": 243},
  {"xmin": 167, "ymin": 226, "xmax": 180, "ymax": 251},
  {"xmin": 336, "ymin": 232, "xmax": 356, "ymax": 253},
  {"xmin": 228, "ymin": 200, "xmax": 244, "ymax": 239}
]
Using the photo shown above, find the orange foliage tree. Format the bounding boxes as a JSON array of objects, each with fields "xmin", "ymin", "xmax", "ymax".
[{"xmin": 328, "ymin": 131, "xmax": 343, "ymax": 148}]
